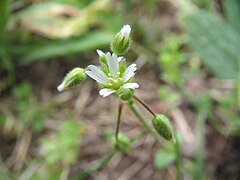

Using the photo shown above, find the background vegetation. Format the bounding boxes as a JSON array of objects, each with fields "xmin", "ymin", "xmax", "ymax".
[{"xmin": 0, "ymin": 0, "xmax": 240, "ymax": 179}]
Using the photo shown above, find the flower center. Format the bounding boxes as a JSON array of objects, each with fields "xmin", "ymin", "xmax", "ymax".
[{"xmin": 107, "ymin": 72, "xmax": 123, "ymax": 90}]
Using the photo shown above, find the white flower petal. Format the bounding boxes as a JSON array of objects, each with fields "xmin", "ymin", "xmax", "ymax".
[
  {"xmin": 99, "ymin": 88, "xmax": 116, "ymax": 97},
  {"xmin": 118, "ymin": 56, "xmax": 124, "ymax": 62},
  {"xmin": 121, "ymin": 83, "xmax": 139, "ymax": 89},
  {"xmin": 122, "ymin": 64, "xmax": 137, "ymax": 82},
  {"xmin": 106, "ymin": 52, "xmax": 119, "ymax": 75},
  {"xmin": 86, "ymin": 65, "xmax": 108, "ymax": 85},
  {"xmin": 57, "ymin": 83, "xmax": 64, "ymax": 92},
  {"xmin": 120, "ymin": 24, "xmax": 131, "ymax": 37},
  {"xmin": 96, "ymin": 49, "xmax": 104, "ymax": 57},
  {"xmin": 86, "ymin": 71, "xmax": 107, "ymax": 85}
]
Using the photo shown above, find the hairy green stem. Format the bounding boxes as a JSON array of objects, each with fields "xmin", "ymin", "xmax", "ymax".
[{"xmin": 127, "ymin": 102, "xmax": 162, "ymax": 145}]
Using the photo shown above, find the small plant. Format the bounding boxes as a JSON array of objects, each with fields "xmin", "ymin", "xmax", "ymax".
[
  {"xmin": 12, "ymin": 83, "xmax": 46, "ymax": 132},
  {"xmin": 57, "ymin": 25, "xmax": 176, "ymax": 175},
  {"xmin": 158, "ymin": 34, "xmax": 184, "ymax": 86},
  {"xmin": 33, "ymin": 120, "xmax": 83, "ymax": 179}
]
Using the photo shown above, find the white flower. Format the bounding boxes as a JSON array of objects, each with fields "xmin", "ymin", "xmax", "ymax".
[
  {"xmin": 86, "ymin": 52, "xmax": 139, "ymax": 97},
  {"xmin": 120, "ymin": 24, "xmax": 131, "ymax": 38}
]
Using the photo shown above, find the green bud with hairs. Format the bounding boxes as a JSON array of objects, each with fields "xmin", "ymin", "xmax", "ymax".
[
  {"xmin": 152, "ymin": 114, "xmax": 175, "ymax": 143},
  {"xmin": 111, "ymin": 24, "xmax": 132, "ymax": 56},
  {"xmin": 114, "ymin": 133, "xmax": 132, "ymax": 154},
  {"xmin": 57, "ymin": 68, "xmax": 86, "ymax": 91}
]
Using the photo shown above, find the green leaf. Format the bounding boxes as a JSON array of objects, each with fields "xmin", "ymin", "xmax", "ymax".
[
  {"xmin": 183, "ymin": 10, "xmax": 240, "ymax": 79},
  {"xmin": 154, "ymin": 150, "xmax": 176, "ymax": 169},
  {"xmin": 8, "ymin": 31, "xmax": 114, "ymax": 64},
  {"xmin": 223, "ymin": 0, "xmax": 240, "ymax": 33},
  {"xmin": 0, "ymin": 0, "xmax": 9, "ymax": 40}
]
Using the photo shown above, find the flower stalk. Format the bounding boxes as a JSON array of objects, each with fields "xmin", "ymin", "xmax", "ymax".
[
  {"xmin": 127, "ymin": 101, "xmax": 162, "ymax": 145},
  {"xmin": 133, "ymin": 95, "xmax": 156, "ymax": 117},
  {"xmin": 115, "ymin": 102, "xmax": 124, "ymax": 140}
]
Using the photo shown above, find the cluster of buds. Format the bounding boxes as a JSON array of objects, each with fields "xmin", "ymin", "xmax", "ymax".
[
  {"xmin": 57, "ymin": 24, "xmax": 138, "ymax": 99},
  {"xmin": 57, "ymin": 24, "xmax": 175, "ymax": 144}
]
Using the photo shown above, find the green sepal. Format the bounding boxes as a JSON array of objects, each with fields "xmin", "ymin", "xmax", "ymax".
[{"xmin": 120, "ymin": 89, "xmax": 133, "ymax": 101}]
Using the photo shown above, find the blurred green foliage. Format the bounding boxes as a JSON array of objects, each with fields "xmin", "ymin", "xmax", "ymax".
[
  {"xmin": 10, "ymin": 31, "xmax": 114, "ymax": 64},
  {"xmin": 158, "ymin": 85, "xmax": 181, "ymax": 108},
  {"xmin": 0, "ymin": 0, "xmax": 124, "ymax": 67},
  {"xmin": 154, "ymin": 141, "xmax": 176, "ymax": 169},
  {"xmin": 190, "ymin": 0, "xmax": 214, "ymax": 10},
  {"xmin": 12, "ymin": 83, "xmax": 47, "ymax": 132},
  {"xmin": 29, "ymin": 120, "xmax": 83, "ymax": 179},
  {"xmin": 157, "ymin": 1, "xmax": 240, "ymax": 178},
  {"xmin": 181, "ymin": 0, "xmax": 240, "ymax": 135},
  {"xmin": 223, "ymin": 0, "xmax": 240, "ymax": 32},
  {"xmin": 159, "ymin": 35, "xmax": 185, "ymax": 85},
  {"xmin": 183, "ymin": 10, "xmax": 240, "ymax": 79},
  {"xmin": 154, "ymin": 134, "xmax": 182, "ymax": 171},
  {"xmin": 41, "ymin": 120, "xmax": 83, "ymax": 165},
  {"xmin": 0, "ymin": 0, "xmax": 9, "ymax": 40},
  {"xmin": 0, "ymin": 82, "xmax": 52, "ymax": 135}
]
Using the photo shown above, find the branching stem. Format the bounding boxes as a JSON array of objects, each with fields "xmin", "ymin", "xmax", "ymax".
[{"xmin": 127, "ymin": 102, "xmax": 161, "ymax": 145}]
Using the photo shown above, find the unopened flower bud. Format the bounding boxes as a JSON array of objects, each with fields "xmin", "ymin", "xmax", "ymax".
[
  {"xmin": 114, "ymin": 133, "xmax": 132, "ymax": 154},
  {"xmin": 57, "ymin": 68, "xmax": 86, "ymax": 92},
  {"xmin": 111, "ymin": 24, "xmax": 132, "ymax": 55},
  {"xmin": 152, "ymin": 114, "xmax": 175, "ymax": 143}
]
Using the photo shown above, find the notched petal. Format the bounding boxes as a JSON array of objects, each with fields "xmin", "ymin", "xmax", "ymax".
[
  {"xmin": 99, "ymin": 88, "xmax": 116, "ymax": 97},
  {"xmin": 121, "ymin": 83, "xmax": 139, "ymax": 89},
  {"xmin": 123, "ymin": 64, "xmax": 137, "ymax": 82}
]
